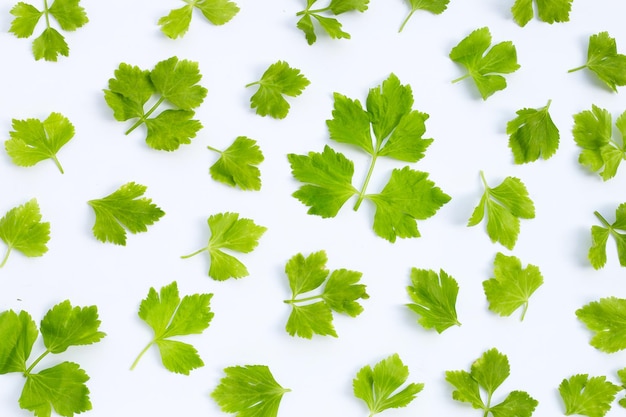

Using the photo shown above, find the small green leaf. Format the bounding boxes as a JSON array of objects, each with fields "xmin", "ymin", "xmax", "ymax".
[
  {"xmin": 406, "ymin": 268, "xmax": 461, "ymax": 332},
  {"xmin": 0, "ymin": 199, "xmax": 50, "ymax": 268},
  {"xmin": 576, "ymin": 297, "xmax": 626, "ymax": 353},
  {"xmin": 209, "ymin": 137, "xmax": 264, "ymax": 190},
  {"xmin": 559, "ymin": 374, "xmax": 622, "ymax": 417}
]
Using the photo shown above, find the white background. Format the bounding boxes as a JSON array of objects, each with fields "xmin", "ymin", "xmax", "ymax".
[{"xmin": 1, "ymin": 0, "xmax": 625, "ymax": 416}]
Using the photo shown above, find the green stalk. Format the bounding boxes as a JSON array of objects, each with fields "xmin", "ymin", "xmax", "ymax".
[
  {"xmin": 51, "ymin": 155, "xmax": 64, "ymax": 174},
  {"xmin": 452, "ymin": 73, "xmax": 471, "ymax": 83},
  {"xmin": 24, "ymin": 349, "xmax": 50, "ymax": 375},
  {"xmin": 130, "ymin": 341, "xmax": 154, "ymax": 371},
  {"xmin": 398, "ymin": 10, "xmax": 415, "ymax": 33},
  {"xmin": 284, "ymin": 294, "xmax": 323, "ymax": 304},
  {"xmin": 207, "ymin": 145, "xmax": 222, "ymax": 154},
  {"xmin": 568, "ymin": 65, "xmax": 587, "ymax": 73},
  {"xmin": 296, "ymin": 6, "xmax": 331, "ymax": 16},
  {"xmin": 594, "ymin": 211, "xmax": 611, "ymax": 229},
  {"xmin": 180, "ymin": 247, "xmax": 208, "ymax": 259},
  {"xmin": 0, "ymin": 247, "xmax": 12, "ymax": 268},
  {"xmin": 520, "ymin": 302, "xmax": 529, "ymax": 321},
  {"xmin": 479, "ymin": 170, "xmax": 490, "ymax": 190},
  {"xmin": 353, "ymin": 153, "xmax": 379, "ymax": 211},
  {"xmin": 125, "ymin": 96, "xmax": 166, "ymax": 135}
]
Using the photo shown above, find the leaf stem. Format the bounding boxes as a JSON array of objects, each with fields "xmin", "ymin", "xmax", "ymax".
[
  {"xmin": 207, "ymin": 145, "xmax": 222, "ymax": 154},
  {"xmin": 25, "ymin": 349, "xmax": 50, "ymax": 375},
  {"xmin": 180, "ymin": 247, "xmax": 208, "ymax": 259},
  {"xmin": 354, "ymin": 153, "xmax": 378, "ymax": 211},
  {"xmin": 0, "ymin": 247, "xmax": 11, "ymax": 268},
  {"xmin": 520, "ymin": 302, "xmax": 529, "ymax": 321},
  {"xmin": 296, "ymin": 6, "xmax": 331, "ymax": 16},
  {"xmin": 568, "ymin": 65, "xmax": 587, "ymax": 73},
  {"xmin": 398, "ymin": 10, "xmax": 415, "ymax": 33},
  {"xmin": 452, "ymin": 73, "xmax": 471, "ymax": 83},
  {"xmin": 244, "ymin": 81, "xmax": 259, "ymax": 88},
  {"xmin": 51, "ymin": 155, "xmax": 64, "ymax": 174},
  {"xmin": 594, "ymin": 211, "xmax": 611, "ymax": 228},
  {"xmin": 479, "ymin": 170, "xmax": 490, "ymax": 190},
  {"xmin": 43, "ymin": 0, "xmax": 51, "ymax": 28},
  {"xmin": 125, "ymin": 96, "xmax": 166, "ymax": 135},
  {"xmin": 130, "ymin": 341, "xmax": 154, "ymax": 371},
  {"xmin": 284, "ymin": 294, "xmax": 323, "ymax": 304}
]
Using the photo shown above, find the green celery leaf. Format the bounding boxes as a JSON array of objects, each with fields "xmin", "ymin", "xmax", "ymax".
[
  {"xmin": 158, "ymin": 5, "xmax": 193, "ymax": 39},
  {"xmin": 209, "ymin": 136, "xmax": 264, "ymax": 190},
  {"xmin": 313, "ymin": 14, "xmax": 350, "ymax": 40},
  {"xmin": 48, "ymin": 0, "xmax": 89, "ymax": 31},
  {"xmin": 511, "ymin": 0, "xmax": 572, "ymax": 27},
  {"xmin": 103, "ymin": 63, "xmax": 155, "ymax": 122},
  {"xmin": 490, "ymin": 390, "xmax": 539, "ymax": 417},
  {"xmin": 196, "ymin": 0, "xmax": 240, "ymax": 24},
  {"xmin": 20, "ymin": 362, "xmax": 91, "ymax": 417},
  {"xmin": 134, "ymin": 281, "xmax": 213, "ymax": 374},
  {"xmin": 296, "ymin": 13, "xmax": 316, "ymax": 45},
  {"xmin": 467, "ymin": 172, "xmax": 535, "ymax": 250},
  {"xmin": 288, "ymin": 145, "xmax": 358, "ymax": 218},
  {"xmin": 450, "ymin": 27, "xmax": 520, "ymax": 99},
  {"xmin": 559, "ymin": 374, "xmax": 622, "ymax": 417},
  {"xmin": 87, "ymin": 182, "xmax": 165, "ymax": 245},
  {"xmin": 6, "ymin": 112, "xmax": 75, "ymax": 173},
  {"xmin": 0, "ymin": 310, "xmax": 38, "ymax": 374},
  {"xmin": 353, "ymin": 353, "xmax": 424, "ymax": 415},
  {"xmin": 569, "ymin": 32, "xmax": 626, "ymax": 91},
  {"xmin": 0, "ymin": 198, "xmax": 50, "ymax": 268},
  {"xmin": 211, "ymin": 364, "xmax": 290, "ymax": 417},
  {"xmin": 181, "ymin": 212, "xmax": 267, "ymax": 280},
  {"xmin": 366, "ymin": 72, "xmax": 414, "ymax": 145},
  {"xmin": 576, "ymin": 297, "xmax": 626, "ymax": 353},
  {"xmin": 618, "ymin": 368, "xmax": 626, "ymax": 408},
  {"xmin": 572, "ymin": 105, "xmax": 626, "ymax": 181},
  {"xmin": 368, "ymin": 167, "xmax": 451, "ymax": 242},
  {"xmin": 445, "ymin": 370, "xmax": 485, "ymax": 409},
  {"xmin": 32, "ymin": 27, "xmax": 69, "ymax": 62},
  {"xmin": 9, "ymin": 2, "xmax": 42, "ymax": 38},
  {"xmin": 329, "ymin": 0, "xmax": 370, "ymax": 14},
  {"xmin": 588, "ymin": 204, "xmax": 626, "ymax": 269},
  {"xmin": 40, "ymin": 301, "xmax": 105, "ymax": 354},
  {"xmin": 406, "ymin": 268, "xmax": 461, "ymax": 333},
  {"xmin": 322, "ymin": 269, "xmax": 369, "ymax": 316},
  {"xmin": 286, "ymin": 302, "xmax": 336, "ymax": 338},
  {"xmin": 483, "ymin": 253, "xmax": 544, "ymax": 320},
  {"xmin": 247, "ymin": 60, "xmax": 310, "ymax": 119},
  {"xmin": 145, "ymin": 109, "xmax": 203, "ymax": 151},
  {"xmin": 399, "ymin": 0, "xmax": 449, "ymax": 32},
  {"xmin": 150, "ymin": 57, "xmax": 208, "ymax": 110},
  {"xmin": 327, "ymin": 92, "xmax": 374, "ymax": 154},
  {"xmin": 283, "ymin": 250, "xmax": 367, "ymax": 338},
  {"xmin": 507, "ymin": 99, "xmax": 560, "ymax": 163},
  {"xmin": 471, "ymin": 348, "xmax": 510, "ymax": 396}
]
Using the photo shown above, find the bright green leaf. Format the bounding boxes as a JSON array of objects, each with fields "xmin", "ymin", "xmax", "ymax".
[
  {"xmin": 0, "ymin": 310, "xmax": 38, "ymax": 374},
  {"xmin": 353, "ymin": 353, "xmax": 424, "ymax": 415},
  {"xmin": 87, "ymin": 182, "xmax": 165, "ymax": 245},
  {"xmin": 399, "ymin": 0, "xmax": 449, "ymax": 32},
  {"xmin": 569, "ymin": 32, "xmax": 626, "ymax": 91},
  {"xmin": 559, "ymin": 374, "xmax": 621, "ymax": 417},
  {"xmin": 406, "ymin": 268, "xmax": 461, "ymax": 333},
  {"xmin": 511, "ymin": 0, "xmax": 572, "ymax": 27},
  {"xmin": 0, "ymin": 199, "xmax": 50, "ymax": 268},
  {"xmin": 588, "ymin": 204, "xmax": 626, "ymax": 269},
  {"xmin": 9, "ymin": 2, "xmax": 42, "ymax": 38},
  {"xmin": 507, "ymin": 99, "xmax": 560, "ymax": 163},
  {"xmin": 209, "ymin": 136, "xmax": 264, "ymax": 190},
  {"xmin": 576, "ymin": 297, "xmax": 626, "ymax": 353},
  {"xmin": 40, "ymin": 300, "xmax": 105, "ymax": 354},
  {"xmin": 295, "ymin": 0, "xmax": 368, "ymax": 44}
]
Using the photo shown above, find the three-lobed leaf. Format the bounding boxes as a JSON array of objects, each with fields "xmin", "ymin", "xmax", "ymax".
[
  {"xmin": 6, "ymin": 112, "xmax": 75, "ymax": 173},
  {"xmin": 450, "ymin": 27, "xmax": 520, "ymax": 99},
  {"xmin": 158, "ymin": 0, "xmax": 240, "ymax": 39},
  {"xmin": 511, "ymin": 0, "xmax": 572, "ymax": 27},
  {"xmin": 576, "ymin": 297, "xmax": 626, "ymax": 353},
  {"xmin": 507, "ymin": 100, "xmax": 560, "ymax": 164},
  {"xmin": 483, "ymin": 253, "xmax": 543, "ymax": 320},
  {"xmin": 87, "ymin": 182, "xmax": 165, "ymax": 245},
  {"xmin": 134, "ymin": 281, "xmax": 213, "ymax": 374},
  {"xmin": 0, "ymin": 198, "xmax": 50, "ymax": 268},
  {"xmin": 40, "ymin": 300, "xmax": 106, "ymax": 354},
  {"xmin": 209, "ymin": 136, "xmax": 264, "ymax": 190},
  {"xmin": 181, "ymin": 212, "xmax": 267, "ymax": 280},
  {"xmin": 468, "ymin": 172, "xmax": 535, "ymax": 250},
  {"xmin": 569, "ymin": 32, "xmax": 626, "ymax": 92},
  {"xmin": 246, "ymin": 61, "xmax": 310, "ymax": 119},
  {"xmin": 353, "ymin": 353, "xmax": 424, "ymax": 415},
  {"xmin": 588, "ymin": 204, "xmax": 626, "ymax": 269},
  {"xmin": 211, "ymin": 364, "xmax": 290, "ymax": 417},
  {"xmin": 406, "ymin": 268, "xmax": 461, "ymax": 333},
  {"xmin": 559, "ymin": 374, "xmax": 622, "ymax": 417}
]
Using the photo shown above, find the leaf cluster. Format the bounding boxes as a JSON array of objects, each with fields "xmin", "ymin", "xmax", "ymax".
[
  {"xmin": 467, "ymin": 172, "xmax": 535, "ymax": 250},
  {"xmin": 0, "ymin": 301, "xmax": 105, "ymax": 417},
  {"xmin": 576, "ymin": 297, "xmax": 626, "ymax": 353},
  {"xmin": 132, "ymin": 281, "xmax": 213, "ymax": 375},
  {"xmin": 87, "ymin": 182, "xmax": 165, "ymax": 246},
  {"xmin": 511, "ymin": 0, "xmax": 572, "ymax": 27},
  {"xmin": 283, "ymin": 250, "xmax": 368, "ymax": 338},
  {"xmin": 353, "ymin": 353, "xmax": 424, "ymax": 416},
  {"xmin": 406, "ymin": 268, "xmax": 461, "ymax": 333},
  {"xmin": 5, "ymin": 112, "xmax": 75, "ymax": 173},
  {"xmin": 104, "ymin": 56, "xmax": 208, "ymax": 151},
  {"xmin": 246, "ymin": 61, "xmax": 311, "ymax": 119},
  {"xmin": 446, "ymin": 348, "xmax": 538, "ymax": 417},
  {"xmin": 288, "ymin": 73, "xmax": 450, "ymax": 242},
  {"xmin": 0, "ymin": 199, "xmax": 50, "ymax": 268},
  {"xmin": 158, "ymin": 0, "xmax": 240, "ymax": 39},
  {"xmin": 573, "ymin": 105, "xmax": 626, "ymax": 181},
  {"xmin": 211, "ymin": 364, "xmax": 290, "ymax": 417},
  {"xmin": 450, "ymin": 27, "xmax": 520, "ymax": 99},
  {"xmin": 588, "ymin": 203, "xmax": 626, "ymax": 269},
  {"xmin": 9, "ymin": 0, "xmax": 89, "ymax": 61},
  {"xmin": 569, "ymin": 32, "xmax": 626, "ymax": 92},
  {"xmin": 296, "ymin": 0, "xmax": 369, "ymax": 45},
  {"xmin": 181, "ymin": 212, "xmax": 267, "ymax": 280}
]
